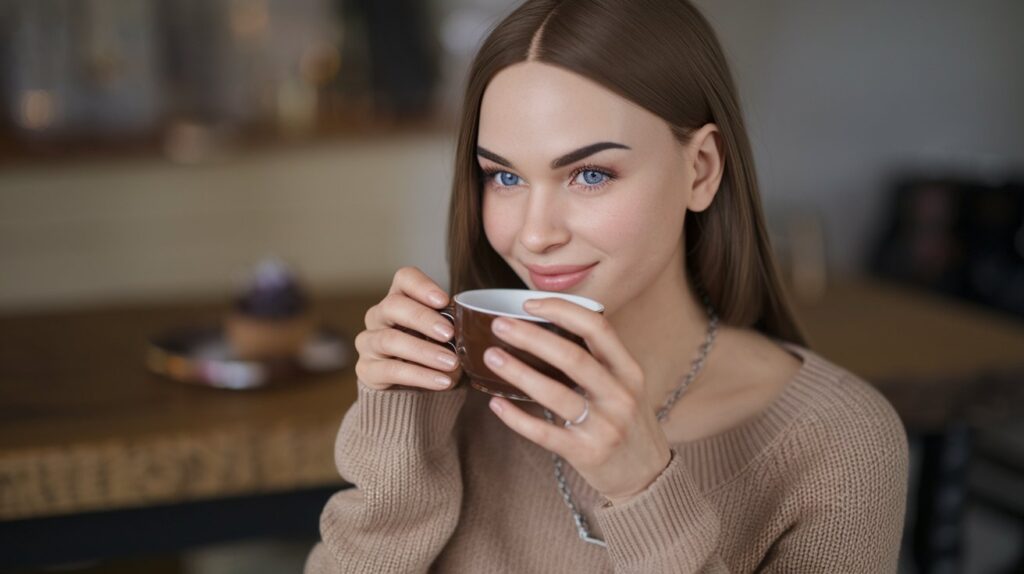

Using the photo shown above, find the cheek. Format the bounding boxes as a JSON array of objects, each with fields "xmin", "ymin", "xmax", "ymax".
[{"xmin": 575, "ymin": 189, "xmax": 680, "ymax": 255}]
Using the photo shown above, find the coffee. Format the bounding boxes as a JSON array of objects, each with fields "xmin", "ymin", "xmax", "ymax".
[{"xmin": 397, "ymin": 289, "xmax": 604, "ymax": 401}]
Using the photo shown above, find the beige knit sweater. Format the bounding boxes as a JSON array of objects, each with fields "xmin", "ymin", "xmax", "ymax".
[{"xmin": 304, "ymin": 340, "xmax": 909, "ymax": 573}]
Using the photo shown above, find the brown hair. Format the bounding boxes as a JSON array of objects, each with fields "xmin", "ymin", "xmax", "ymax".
[{"xmin": 445, "ymin": 0, "xmax": 807, "ymax": 346}]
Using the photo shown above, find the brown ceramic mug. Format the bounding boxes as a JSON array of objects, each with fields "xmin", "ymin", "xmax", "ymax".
[{"xmin": 396, "ymin": 289, "xmax": 605, "ymax": 401}]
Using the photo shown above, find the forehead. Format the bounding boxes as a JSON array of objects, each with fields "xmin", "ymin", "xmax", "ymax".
[{"xmin": 478, "ymin": 61, "xmax": 663, "ymax": 159}]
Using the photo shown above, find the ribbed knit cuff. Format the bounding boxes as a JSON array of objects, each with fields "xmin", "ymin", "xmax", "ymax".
[
  {"xmin": 348, "ymin": 379, "xmax": 468, "ymax": 451},
  {"xmin": 595, "ymin": 449, "xmax": 721, "ymax": 570}
]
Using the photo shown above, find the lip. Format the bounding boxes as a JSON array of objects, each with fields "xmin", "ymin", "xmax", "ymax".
[
  {"xmin": 524, "ymin": 262, "xmax": 597, "ymax": 275},
  {"xmin": 525, "ymin": 262, "xmax": 597, "ymax": 291}
]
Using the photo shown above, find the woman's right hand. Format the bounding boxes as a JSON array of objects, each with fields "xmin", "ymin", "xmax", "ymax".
[{"xmin": 354, "ymin": 266, "xmax": 462, "ymax": 391}]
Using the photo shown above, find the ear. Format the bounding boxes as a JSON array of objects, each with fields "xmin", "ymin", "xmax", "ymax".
[{"xmin": 685, "ymin": 123, "xmax": 725, "ymax": 213}]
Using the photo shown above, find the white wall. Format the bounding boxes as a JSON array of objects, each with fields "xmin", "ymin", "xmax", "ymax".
[{"xmin": 0, "ymin": 133, "xmax": 456, "ymax": 312}]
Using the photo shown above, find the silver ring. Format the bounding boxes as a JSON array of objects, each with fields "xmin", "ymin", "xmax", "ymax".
[{"xmin": 563, "ymin": 397, "xmax": 590, "ymax": 428}]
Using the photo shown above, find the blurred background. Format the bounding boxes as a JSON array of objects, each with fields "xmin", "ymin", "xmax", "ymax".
[{"xmin": 1, "ymin": 1, "xmax": 1022, "ymax": 573}]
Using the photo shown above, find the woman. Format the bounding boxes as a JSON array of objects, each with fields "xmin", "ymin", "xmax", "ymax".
[{"xmin": 305, "ymin": 0, "xmax": 909, "ymax": 571}]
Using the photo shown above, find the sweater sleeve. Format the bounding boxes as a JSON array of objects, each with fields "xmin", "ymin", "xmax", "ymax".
[
  {"xmin": 303, "ymin": 379, "xmax": 468, "ymax": 574},
  {"xmin": 594, "ymin": 449, "xmax": 730, "ymax": 573},
  {"xmin": 758, "ymin": 384, "xmax": 910, "ymax": 573}
]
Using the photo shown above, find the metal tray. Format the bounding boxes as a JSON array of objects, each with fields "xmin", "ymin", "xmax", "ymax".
[{"xmin": 146, "ymin": 324, "xmax": 351, "ymax": 390}]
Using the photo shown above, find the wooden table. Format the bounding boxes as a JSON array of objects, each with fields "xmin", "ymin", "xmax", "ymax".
[
  {"xmin": 0, "ymin": 290, "xmax": 379, "ymax": 568},
  {"xmin": 1, "ymin": 276, "xmax": 1023, "ymax": 568}
]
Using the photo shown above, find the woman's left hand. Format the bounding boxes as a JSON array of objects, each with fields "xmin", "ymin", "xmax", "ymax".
[{"xmin": 484, "ymin": 297, "xmax": 672, "ymax": 506}]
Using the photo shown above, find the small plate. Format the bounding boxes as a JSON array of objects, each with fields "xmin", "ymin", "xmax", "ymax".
[{"xmin": 146, "ymin": 324, "xmax": 351, "ymax": 390}]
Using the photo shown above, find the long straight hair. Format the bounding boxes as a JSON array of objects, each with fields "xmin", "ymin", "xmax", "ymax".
[{"xmin": 446, "ymin": 0, "xmax": 807, "ymax": 346}]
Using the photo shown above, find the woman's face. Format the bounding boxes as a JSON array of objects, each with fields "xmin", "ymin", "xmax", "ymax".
[{"xmin": 478, "ymin": 61, "xmax": 708, "ymax": 314}]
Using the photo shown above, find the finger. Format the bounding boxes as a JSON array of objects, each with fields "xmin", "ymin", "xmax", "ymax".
[
  {"xmin": 389, "ymin": 266, "xmax": 449, "ymax": 309},
  {"xmin": 357, "ymin": 356, "xmax": 455, "ymax": 391},
  {"xmin": 490, "ymin": 315, "xmax": 622, "ymax": 399},
  {"xmin": 357, "ymin": 327, "xmax": 459, "ymax": 373},
  {"xmin": 522, "ymin": 298, "xmax": 644, "ymax": 389},
  {"xmin": 368, "ymin": 291, "xmax": 455, "ymax": 344},
  {"xmin": 488, "ymin": 396, "xmax": 574, "ymax": 455},
  {"xmin": 483, "ymin": 345, "xmax": 593, "ymax": 424}
]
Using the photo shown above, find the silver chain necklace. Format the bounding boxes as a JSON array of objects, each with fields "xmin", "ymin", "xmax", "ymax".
[{"xmin": 542, "ymin": 289, "xmax": 719, "ymax": 548}]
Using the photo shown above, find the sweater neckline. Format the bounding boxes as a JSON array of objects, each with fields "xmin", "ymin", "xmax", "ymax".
[
  {"xmin": 668, "ymin": 340, "xmax": 837, "ymax": 490},
  {"xmin": 508, "ymin": 339, "xmax": 839, "ymax": 493}
]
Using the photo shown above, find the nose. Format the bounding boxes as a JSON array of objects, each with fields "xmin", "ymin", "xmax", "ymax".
[{"xmin": 518, "ymin": 187, "xmax": 570, "ymax": 255}]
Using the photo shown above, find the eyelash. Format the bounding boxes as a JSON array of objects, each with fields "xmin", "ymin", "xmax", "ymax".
[{"xmin": 480, "ymin": 163, "xmax": 618, "ymax": 193}]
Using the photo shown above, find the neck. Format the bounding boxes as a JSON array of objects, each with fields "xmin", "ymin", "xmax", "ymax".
[{"xmin": 606, "ymin": 247, "xmax": 711, "ymax": 412}]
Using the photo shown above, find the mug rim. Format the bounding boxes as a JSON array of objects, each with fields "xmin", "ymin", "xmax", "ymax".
[{"xmin": 453, "ymin": 288, "xmax": 604, "ymax": 322}]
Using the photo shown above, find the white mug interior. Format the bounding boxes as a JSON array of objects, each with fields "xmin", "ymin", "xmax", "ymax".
[{"xmin": 453, "ymin": 289, "xmax": 604, "ymax": 322}]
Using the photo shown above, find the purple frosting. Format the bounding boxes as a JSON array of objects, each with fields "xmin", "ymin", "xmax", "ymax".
[{"xmin": 235, "ymin": 259, "xmax": 309, "ymax": 318}]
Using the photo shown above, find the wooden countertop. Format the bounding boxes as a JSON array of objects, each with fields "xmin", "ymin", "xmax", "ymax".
[
  {"xmin": 2, "ymin": 277, "xmax": 1023, "ymax": 521},
  {"xmin": 790, "ymin": 276, "xmax": 1024, "ymax": 385}
]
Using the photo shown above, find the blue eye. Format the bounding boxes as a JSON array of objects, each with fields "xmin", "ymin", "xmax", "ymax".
[
  {"xmin": 575, "ymin": 169, "xmax": 609, "ymax": 186},
  {"xmin": 484, "ymin": 170, "xmax": 522, "ymax": 187},
  {"xmin": 497, "ymin": 171, "xmax": 521, "ymax": 186}
]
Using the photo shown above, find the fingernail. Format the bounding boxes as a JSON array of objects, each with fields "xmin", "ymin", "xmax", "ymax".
[
  {"xmin": 436, "ymin": 353, "xmax": 457, "ymax": 368},
  {"xmin": 433, "ymin": 323, "xmax": 454, "ymax": 339},
  {"xmin": 433, "ymin": 374, "xmax": 451, "ymax": 388},
  {"xmin": 490, "ymin": 398, "xmax": 503, "ymax": 415},
  {"xmin": 429, "ymin": 291, "xmax": 447, "ymax": 306},
  {"xmin": 492, "ymin": 318, "xmax": 510, "ymax": 334},
  {"xmin": 524, "ymin": 299, "xmax": 541, "ymax": 310},
  {"xmin": 484, "ymin": 348, "xmax": 505, "ymax": 367}
]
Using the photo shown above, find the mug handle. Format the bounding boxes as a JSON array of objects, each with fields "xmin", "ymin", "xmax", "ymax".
[
  {"xmin": 394, "ymin": 302, "xmax": 457, "ymax": 353},
  {"xmin": 438, "ymin": 303, "xmax": 457, "ymax": 354},
  {"xmin": 388, "ymin": 301, "xmax": 462, "ymax": 391}
]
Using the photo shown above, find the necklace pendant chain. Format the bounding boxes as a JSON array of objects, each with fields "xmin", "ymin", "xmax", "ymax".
[
  {"xmin": 542, "ymin": 288, "xmax": 719, "ymax": 548},
  {"xmin": 543, "ymin": 410, "xmax": 609, "ymax": 548}
]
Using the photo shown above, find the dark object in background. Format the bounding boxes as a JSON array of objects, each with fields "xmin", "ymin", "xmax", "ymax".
[
  {"xmin": 354, "ymin": 0, "xmax": 439, "ymax": 119},
  {"xmin": 867, "ymin": 174, "xmax": 1024, "ymax": 320}
]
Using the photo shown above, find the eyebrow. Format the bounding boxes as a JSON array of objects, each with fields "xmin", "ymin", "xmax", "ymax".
[{"xmin": 476, "ymin": 141, "xmax": 631, "ymax": 170}]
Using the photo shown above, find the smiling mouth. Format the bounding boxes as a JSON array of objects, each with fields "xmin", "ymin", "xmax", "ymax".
[
  {"xmin": 525, "ymin": 262, "xmax": 597, "ymax": 291},
  {"xmin": 523, "ymin": 262, "xmax": 598, "ymax": 275}
]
